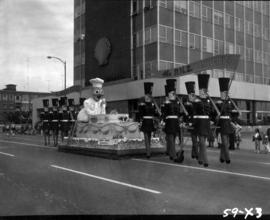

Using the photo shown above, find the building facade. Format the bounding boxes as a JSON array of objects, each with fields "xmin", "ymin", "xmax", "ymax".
[
  {"xmin": 72, "ymin": 0, "xmax": 270, "ymax": 126},
  {"xmin": 0, "ymin": 84, "xmax": 50, "ymax": 123}
]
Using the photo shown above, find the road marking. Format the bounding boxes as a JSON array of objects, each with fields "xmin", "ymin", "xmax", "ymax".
[
  {"xmin": 0, "ymin": 140, "xmax": 53, "ymax": 149},
  {"xmin": 260, "ymin": 162, "xmax": 270, "ymax": 165},
  {"xmin": 132, "ymin": 159, "xmax": 270, "ymax": 182},
  {"xmin": 0, "ymin": 151, "xmax": 15, "ymax": 157},
  {"xmin": 51, "ymin": 164, "xmax": 161, "ymax": 194}
]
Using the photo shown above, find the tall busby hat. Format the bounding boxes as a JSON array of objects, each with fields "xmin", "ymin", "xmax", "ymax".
[
  {"xmin": 144, "ymin": 82, "xmax": 153, "ymax": 95},
  {"xmin": 52, "ymin": 98, "xmax": 59, "ymax": 107},
  {"xmin": 80, "ymin": 98, "xmax": 86, "ymax": 106},
  {"xmin": 218, "ymin": 77, "xmax": 230, "ymax": 92},
  {"xmin": 198, "ymin": 74, "xmax": 210, "ymax": 90},
  {"xmin": 166, "ymin": 79, "xmax": 176, "ymax": 93},
  {"xmin": 164, "ymin": 85, "xmax": 169, "ymax": 97},
  {"xmin": 42, "ymin": 99, "xmax": 49, "ymax": 108},
  {"xmin": 185, "ymin": 81, "xmax": 195, "ymax": 94},
  {"xmin": 59, "ymin": 97, "xmax": 67, "ymax": 106},
  {"xmin": 68, "ymin": 98, "xmax": 75, "ymax": 106}
]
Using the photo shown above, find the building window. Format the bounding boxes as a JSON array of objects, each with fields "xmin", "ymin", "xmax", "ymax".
[
  {"xmin": 263, "ymin": 28, "xmax": 269, "ymax": 40},
  {"xmin": 255, "ymin": 50, "xmax": 262, "ymax": 63},
  {"xmin": 132, "ymin": 0, "xmax": 139, "ymax": 14},
  {"xmin": 175, "ymin": 0, "xmax": 187, "ymax": 14},
  {"xmin": 236, "ymin": 44, "xmax": 244, "ymax": 59},
  {"xmin": 214, "ymin": 40, "xmax": 224, "ymax": 55},
  {"xmin": 136, "ymin": 30, "xmax": 142, "ymax": 47},
  {"xmin": 245, "ymin": 21, "xmax": 253, "ymax": 35},
  {"xmin": 159, "ymin": 25, "xmax": 167, "ymax": 42},
  {"xmin": 202, "ymin": 5, "xmax": 212, "ymax": 23},
  {"xmin": 159, "ymin": 60, "xmax": 173, "ymax": 71},
  {"xmin": 145, "ymin": 28, "xmax": 151, "ymax": 44},
  {"xmin": 202, "ymin": 37, "xmax": 213, "ymax": 53},
  {"xmin": 159, "ymin": 0, "xmax": 167, "ymax": 8},
  {"xmin": 225, "ymin": 14, "xmax": 233, "ymax": 29},
  {"xmin": 254, "ymin": 1, "xmax": 260, "ymax": 11},
  {"xmin": 175, "ymin": 30, "xmax": 187, "ymax": 47},
  {"xmin": 214, "ymin": 10, "xmax": 223, "ymax": 26},
  {"xmin": 246, "ymin": 47, "xmax": 253, "ymax": 61},
  {"xmin": 245, "ymin": 1, "xmax": 253, "ymax": 9},
  {"xmin": 189, "ymin": 33, "xmax": 200, "ymax": 50},
  {"xmin": 254, "ymin": 24, "xmax": 261, "ymax": 38},
  {"xmin": 145, "ymin": 25, "xmax": 157, "ymax": 45},
  {"xmin": 225, "ymin": 42, "xmax": 234, "ymax": 54},
  {"xmin": 189, "ymin": 1, "xmax": 200, "ymax": 18},
  {"xmin": 235, "ymin": 17, "xmax": 244, "ymax": 32}
]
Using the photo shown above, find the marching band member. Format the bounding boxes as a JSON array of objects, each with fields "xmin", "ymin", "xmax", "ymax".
[
  {"xmin": 68, "ymin": 98, "xmax": 76, "ymax": 133},
  {"xmin": 51, "ymin": 98, "xmax": 60, "ymax": 147},
  {"xmin": 138, "ymin": 82, "xmax": 159, "ymax": 158},
  {"xmin": 193, "ymin": 74, "xmax": 216, "ymax": 167},
  {"xmin": 41, "ymin": 99, "xmax": 50, "ymax": 146},
  {"xmin": 183, "ymin": 81, "xmax": 198, "ymax": 160},
  {"xmin": 162, "ymin": 79, "xmax": 182, "ymax": 162},
  {"xmin": 77, "ymin": 78, "xmax": 106, "ymax": 122},
  {"xmin": 59, "ymin": 97, "xmax": 70, "ymax": 142},
  {"xmin": 161, "ymin": 85, "xmax": 169, "ymax": 155},
  {"xmin": 216, "ymin": 77, "xmax": 235, "ymax": 164}
]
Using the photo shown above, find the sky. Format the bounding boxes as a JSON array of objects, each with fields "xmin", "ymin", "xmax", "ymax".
[{"xmin": 0, "ymin": 0, "xmax": 74, "ymax": 92}]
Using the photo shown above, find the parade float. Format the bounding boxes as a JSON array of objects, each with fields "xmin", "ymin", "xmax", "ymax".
[{"xmin": 59, "ymin": 113, "xmax": 165, "ymax": 159}]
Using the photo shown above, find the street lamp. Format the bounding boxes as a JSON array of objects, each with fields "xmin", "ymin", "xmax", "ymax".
[{"xmin": 47, "ymin": 56, "xmax": 67, "ymax": 96}]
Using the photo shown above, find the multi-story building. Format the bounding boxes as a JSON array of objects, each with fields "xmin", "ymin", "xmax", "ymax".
[
  {"xmin": 0, "ymin": 84, "xmax": 50, "ymax": 123},
  {"xmin": 72, "ymin": 1, "xmax": 270, "ymax": 126}
]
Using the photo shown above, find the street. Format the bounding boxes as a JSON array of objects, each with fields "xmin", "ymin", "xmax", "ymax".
[{"xmin": 0, "ymin": 134, "xmax": 269, "ymax": 216}]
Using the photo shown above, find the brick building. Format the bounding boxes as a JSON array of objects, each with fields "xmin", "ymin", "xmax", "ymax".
[{"xmin": 0, "ymin": 84, "xmax": 49, "ymax": 123}]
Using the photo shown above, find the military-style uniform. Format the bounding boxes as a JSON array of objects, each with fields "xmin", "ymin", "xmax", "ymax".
[
  {"xmin": 41, "ymin": 99, "xmax": 50, "ymax": 145},
  {"xmin": 51, "ymin": 98, "xmax": 60, "ymax": 146},
  {"xmin": 59, "ymin": 97, "xmax": 71, "ymax": 142},
  {"xmin": 162, "ymin": 79, "xmax": 181, "ymax": 162},
  {"xmin": 138, "ymin": 82, "xmax": 159, "ymax": 158},
  {"xmin": 193, "ymin": 74, "xmax": 216, "ymax": 167},
  {"xmin": 216, "ymin": 77, "xmax": 235, "ymax": 164},
  {"xmin": 68, "ymin": 98, "xmax": 77, "ymax": 136},
  {"xmin": 183, "ymin": 81, "xmax": 198, "ymax": 159}
]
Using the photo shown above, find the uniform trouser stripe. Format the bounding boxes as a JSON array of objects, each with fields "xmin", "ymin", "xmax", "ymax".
[
  {"xmin": 166, "ymin": 134, "xmax": 177, "ymax": 159},
  {"xmin": 220, "ymin": 134, "xmax": 230, "ymax": 161},
  {"xmin": 198, "ymin": 136, "xmax": 208, "ymax": 164},
  {"xmin": 144, "ymin": 132, "xmax": 151, "ymax": 157}
]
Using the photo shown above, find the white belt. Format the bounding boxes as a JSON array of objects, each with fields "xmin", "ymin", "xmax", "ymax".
[
  {"xmin": 61, "ymin": 120, "xmax": 69, "ymax": 122},
  {"xmin": 166, "ymin": 116, "xmax": 178, "ymax": 119},
  {"xmin": 43, "ymin": 120, "xmax": 48, "ymax": 122},
  {"xmin": 52, "ymin": 120, "xmax": 58, "ymax": 122},
  {"xmin": 71, "ymin": 120, "xmax": 75, "ymax": 122},
  {"xmin": 220, "ymin": 116, "xmax": 230, "ymax": 119},
  {"xmin": 193, "ymin": 115, "xmax": 209, "ymax": 119},
  {"xmin": 143, "ymin": 116, "xmax": 154, "ymax": 119}
]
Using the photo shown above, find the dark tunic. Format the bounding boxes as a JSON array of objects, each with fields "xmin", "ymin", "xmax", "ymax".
[
  {"xmin": 60, "ymin": 110, "xmax": 71, "ymax": 132},
  {"xmin": 41, "ymin": 111, "xmax": 50, "ymax": 132},
  {"xmin": 216, "ymin": 100, "xmax": 234, "ymax": 135},
  {"xmin": 183, "ymin": 101, "xmax": 195, "ymax": 133},
  {"xmin": 51, "ymin": 110, "xmax": 59, "ymax": 131},
  {"xmin": 193, "ymin": 98, "xmax": 215, "ymax": 136},
  {"xmin": 162, "ymin": 100, "xmax": 181, "ymax": 135},
  {"xmin": 138, "ymin": 101, "xmax": 157, "ymax": 133}
]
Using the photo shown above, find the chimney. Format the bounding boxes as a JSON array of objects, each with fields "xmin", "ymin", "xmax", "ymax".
[{"xmin": 5, "ymin": 84, "xmax": 17, "ymax": 91}]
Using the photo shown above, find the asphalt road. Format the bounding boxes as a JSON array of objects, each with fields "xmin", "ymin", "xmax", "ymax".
[{"xmin": 0, "ymin": 133, "xmax": 270, "ymax": 216}]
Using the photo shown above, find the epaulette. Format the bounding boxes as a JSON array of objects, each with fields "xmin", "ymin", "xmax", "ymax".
[
  {"xmin": 216, "ymin": 100, "xmax": 223, "ymax": 104},
  {"xmin": 186, "ymin": 102, "xmax": 192, "ymax": 106},
  {"xmin": 139, "ymin": 102, "xmax": 145, "ymax": 106},
  {"xmin": 194, "ymin": 98, "xmax": 200, "ymax": 103},
  {"xmin": 165, "ymin": 100, "xmax": 170, "ymax": 104}
]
